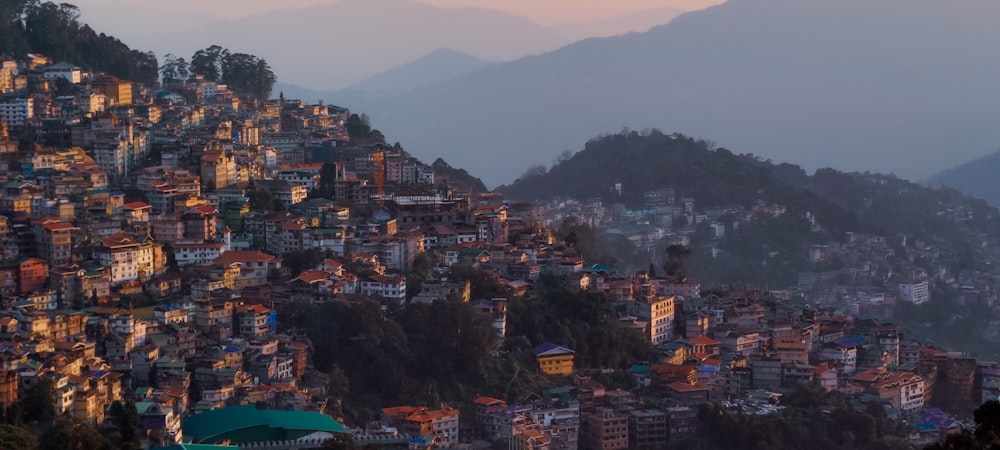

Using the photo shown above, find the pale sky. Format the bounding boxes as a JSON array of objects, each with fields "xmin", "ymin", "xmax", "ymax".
[{"xmin": 70, "ymin": 0, "xmax": 725, "ymax": 24}]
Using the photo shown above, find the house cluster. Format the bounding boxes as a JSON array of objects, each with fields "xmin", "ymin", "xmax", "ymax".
[{"xmin": 0, "ymin": 53, "xmax": 544, "ymax": 449}]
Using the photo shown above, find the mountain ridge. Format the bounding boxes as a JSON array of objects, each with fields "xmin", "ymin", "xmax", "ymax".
[
  {"xmin": 923, "ymin": 150, "xmax": 1000, "ymax": 208},
  {"xmin": 332, "ymin": 0, "xmax": 1000, "ymax": 188}
]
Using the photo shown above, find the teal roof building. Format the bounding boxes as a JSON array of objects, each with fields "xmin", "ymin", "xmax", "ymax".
[{"xmin": 181, "ymin": 404, "xmax": 349, "ymax": 445}]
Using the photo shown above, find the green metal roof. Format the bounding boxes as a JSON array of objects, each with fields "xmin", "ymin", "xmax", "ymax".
[
  {"xmin": 182, "ymin": 404, "xmax": 349, "ymax": 444},
  {"xmin": 152, "ymin": 445, "xmax": 239, "ymax": 450}
]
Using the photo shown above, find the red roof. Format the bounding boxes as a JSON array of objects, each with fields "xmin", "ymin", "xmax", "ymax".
[
  {"xmin": 42, "ymin": 222, "xmax": 76, "ymax": 231},
  {"xmin": 690, "ymin": 335, "xmax": 719, "ymax": 346},
  {"xmin": 215, "ymin": 250, "xmax": 278, "ymax": 265},
  {"xmin": 123, "ymin": 201, "xmax": 151, "ymax": 210}
]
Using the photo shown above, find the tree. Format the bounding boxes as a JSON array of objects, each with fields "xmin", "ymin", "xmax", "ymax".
[
  {"xmin": 283, "ymin": 249, "xmax": 324, "ymax": 275},
  {"xmin": 159, "ymin": 53, "xmax": 189, "ymax": 83},
  {"xmin": 190, "ymin": 45, "xmax": 228, "ymax": 81},
  {"xmin": 664, "ymin": 244, "xmax": 692, "ymax": 282},
  {"xmin": 106, "ymin": 401, "xmax": 140, "ymax": 448},
  {"xmin": 0, "ymin": 424, "xmax": 38, "ymax": 450},
  {"xmin": 41, "ymin": 416, "xmax": 110, "ymax": 450},
  {"xmin": 22, "ymin": 377, "xmax": 55, "ymax": 423},
  {"xmin": 252, "ymin": 58, "xmax": 277, "ymax": 104}
]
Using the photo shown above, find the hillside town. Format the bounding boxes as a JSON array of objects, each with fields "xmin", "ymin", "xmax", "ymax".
[{"xmin": 1, "ymin": 52, "xmax": 999, "ymax": 450}]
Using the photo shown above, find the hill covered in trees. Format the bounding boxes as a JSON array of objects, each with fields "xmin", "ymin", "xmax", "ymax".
[
  {"xmin": 924, "ymin": 150, "xmax": 1000, "ymax": 209},
  {"xmin": 0, "ymin": 1, "xmax": 158, "ymax": 85},
  {"xmin": 501, "ymin": 130, "xmax": 1000, "ymax": 246}
]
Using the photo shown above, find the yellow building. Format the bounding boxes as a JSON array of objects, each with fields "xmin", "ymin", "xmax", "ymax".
[
  {"xmin": 535, "ymin": 343, "xmax": 575, "ymax": 376},
  {"xmin": 92, "ymin": 75, "xmax": 132, "ymax": 105}
]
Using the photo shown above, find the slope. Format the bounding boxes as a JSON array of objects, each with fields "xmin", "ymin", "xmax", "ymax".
[
  {"xmin": 136, "ymin": 0, "xmax": 568, "ymax": 90},
  {"xmin": 339, "ymin": 0, "xmax": 1000, "ymax": 188},
  {"xmin": 924, "ymin": 151, "xmax": 1000, "ymax": 208},
  {"xmin": 343, "ymin": 48, "xmax": 494, "ymax": 95}
]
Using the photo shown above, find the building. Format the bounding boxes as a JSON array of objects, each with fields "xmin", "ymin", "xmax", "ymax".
[
  {"xmin": 181, "ymin": 404, "xmax": 349, "ymax": 446},
  {"xmin": 627, "ymin": 409, "xmax": 667, "ymax": 450},
  {"xmin": 360, "ymin": 274, "xmax": 406, "ymax": 303},
  {"xmin": 382, "ymin": 405, "xmax": 460, "ymax": 444},
  {"xmin": 0, "ymin": 97, "xmax": 32, "ymax": 127},
  {"xmin": 93, "ymin": 233, "xmax": 155, "ymax": 284},
  {"xmin": 626, "ymin": 295, "xmax": 675, "ymax": 344},
  {"xmin": 898, "ymin": 280, "xmax": 929, "ymax": 305},
  {"xmin": 92, "ymin": 75, "xmax": 132, "ymax": 105},
  {"xmin": 585, "ymin": 408, "xmax": 628, "ymax": 450},
  {"xmin": 536, "ymin": 343, "xmax": 575, "ymax": 376}
]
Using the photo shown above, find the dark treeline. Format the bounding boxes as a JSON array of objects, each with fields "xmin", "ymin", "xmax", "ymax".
[
  {"xmin": 0, "ymin": 1, "xmax": 157, "ymax": 85},
  {"xmin": 279, "ymin": 270, "xmax": 653, "ymax": 425}
]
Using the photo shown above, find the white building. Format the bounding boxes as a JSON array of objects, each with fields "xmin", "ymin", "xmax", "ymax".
[
  {"xmin": 626, "ymin": 295, "xmax": 676, "ymax": 344},
  {"xmin": 361, "ymin": 275, "xmax": 407, "ymax": 303},
  {"xmin": 44, "ymin": 62, "xmax": 83, "ymax": 84},
  {"xmin": 898, "ymin": 280, "xmax": 929, "ymax": 305},
  {"xmin": 173, "ymin": 241, "xmax": 226, "ymax": 266},
  {"xmin": 0, "ymin": 97, "xmax": 33, "ymax": 127}
]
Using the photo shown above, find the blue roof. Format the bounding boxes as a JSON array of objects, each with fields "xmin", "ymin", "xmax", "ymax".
[
  {"xmin": 535, "ymin": 342, "xmax": 573, "ymax": 356},
  {"xmin": 833, "ymin": 335, "xmax": 867, "ymax": 348}
]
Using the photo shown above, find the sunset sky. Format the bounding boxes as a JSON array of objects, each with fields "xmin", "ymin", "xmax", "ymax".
[{"xmin": 69, "ymin": 0, "xmax": 726, "ymax": 24}]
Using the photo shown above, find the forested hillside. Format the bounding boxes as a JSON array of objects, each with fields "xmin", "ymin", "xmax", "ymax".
[{"xmin": 0, "ymin": 1, "xmax": 158, "ymax": 84}]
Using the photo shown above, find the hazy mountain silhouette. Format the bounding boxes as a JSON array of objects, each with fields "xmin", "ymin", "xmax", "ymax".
[
  {"xmin": 343, "ymin": 48, "xmax": 494, "ymax": 94},
  {"xmin": 141, "ymin": 0, "xmax": 568, "ymax": 89},
  {"xmin": 330, "ymin": 0, "xmax": 1000, "ymax": 188},
  {"xmin": 924, "ymin": 151, "xmax": 1000, "ymax": 208},
  {"xmin": 551, "ymin": 7, "xmax": 683, "ymax": 41}
]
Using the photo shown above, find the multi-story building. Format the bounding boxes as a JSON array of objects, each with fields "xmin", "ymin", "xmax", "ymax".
[
  {"xmin": 239, "ymin": 304, "xmax": 274, "ymax": 338},
  {"xmin": 360, "ymin": 274, "xmax": 407, "ymax": 303},
  {"xmin": 625, "ymin": 295, "xmax": 675, "ymax": 344},
  {"xmin": 92, "ymin": 75, "xmax": 132, "ymax": 105},
  {"xmin": 34, "ymin": 220, "xmax": 77, "ymax": 266},
  {"xmin": 898, "ymin": 280, "xmax": 929, "ymax": 305},
  {"xmin": 201, "ymin": 150, "xmax": 236, "ymax": 190},
  {"xmin": 627, "ymin": 409, "xmax": 667, "ymax": 450},
  {"xmin": 585, "ymin": 408, "xmax": 628, "ymax": 450},
  {"xmin": 382, "ymin": 405, "xmax": 460, "ymax": 444},
  {"xmin": 0, "ymin": 97, "xmax": 33, "ymax": 127},
  {"xmin": 173, "ymin": 241, "xmax": 226, "ymax": 266},
  {"xmin": 536, "ymin": 343, "xmax": 575, "ymax": 376},
  {"xmin": 93, "ymin": 233, "xmax": 156, "ymax": 284}
]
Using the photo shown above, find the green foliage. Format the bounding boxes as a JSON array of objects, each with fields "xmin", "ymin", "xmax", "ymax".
[
  {"xmin": 0, "ymin": 424, "xmax": 38, "ymax": 450},
  {"xmin": 345, "ymin": 114, "xmax": 386, "ymax": 146},
  {"xmin": 506, "ymin": 274, "xmax": 655, "ymax": 369},
  {"xmin": 41, "ymin": 416, "xmax": 110, "ymax": 450},
  {"xmin": 0, "ymin": 1, "xmax": 158, "ymax": 84},
  {"xmin": 926, "ymin": 400, "xmax": 1000, "ymax": 449},
  {"xmin": 190, "ymin": 45, "xmax": 277, "ymax": 103},
  {"xmin": 283, "ymin": 248, "xmax": 325, "ymax": 275},
  {"xmin": 159, "ymin": 53, "xmax": 189, "ymax": 83},
  {"xmin": 431, "ymin": 158, "xmax": 488, "ymax": 193},
  {"xmin": 446, "ymin": 265, "xmax": 512, "ymax": 299},
  {"xmin": 190, "ymin": 45, "xmax": 227, "ymax": 82},
  {"xmin": 247, "ymin": 188, "xmax": 281, "ymax": 212},
  {"xmin": 499, "ymin": 130, "xmax": 781, "ymax": 207},
  {"xmin": 695, "ymin": 383, "xmax": 909, "ymax": 450},
  {"xmin": 405, "ymin": 252, "xmax": 435, "ymax": 300},
  {"xmin": 106, "ymin": 401, "xmax": 140, "ymax": 448},
  {"xmin": 21, "ymin": 377, "xmax": 55, "ymax": 424},
  {"xmin": 280, "ymin": 269, "xmax": 655, "ymax": 423}
]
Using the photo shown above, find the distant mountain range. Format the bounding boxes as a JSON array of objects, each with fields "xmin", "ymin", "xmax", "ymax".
[
  {"xmin": 341, "ymin": 48, "xmax": 494, "ymax": 95},
  {"xmin": 924, "ymin": 151, "xmax": 1000, "ymax": 208},
  {"xmin": 551, "ymin": 7, "xmax": 683, "ymax": 41},
  {"xmin": 121, "ymin": 0, "xmax": 569, "ymax": 89},
  {"xmin": 274, "ymin": 47, "xmax": 494, "ymax": 107},
  {"xmin": 76, "ymin": 0, "xmax": 688, "ymax": 92},
  {"xmin": 327, "ymin": 0, "xmax": 1000, "ymax": 188}
]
